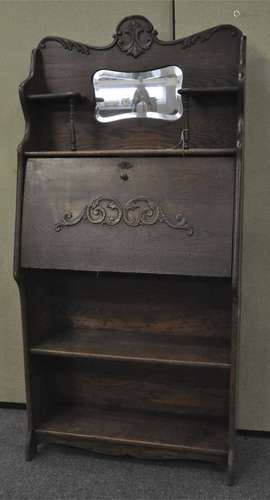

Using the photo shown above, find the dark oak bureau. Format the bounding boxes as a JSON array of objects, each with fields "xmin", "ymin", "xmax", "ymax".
[{"xmin": 14, "ymin": 16, "xmax": 246, "ymax": 484}]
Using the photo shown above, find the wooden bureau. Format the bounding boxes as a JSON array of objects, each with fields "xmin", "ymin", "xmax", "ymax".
[{"xmin": 14, "ymin": 16, "xmax": 246, "ymax": 484}]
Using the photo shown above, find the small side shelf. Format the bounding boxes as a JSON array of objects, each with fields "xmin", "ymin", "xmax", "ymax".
[
  {"xmin": 36, "ymin": 406, "xmax": 228, "ymax": 462},
  {"xmin": 179, "ymin": 86, "xmax": 238, "ymax": 96},
  {"xmin": 27, "ymin": 92, "xmax": 84, "ymax": 101},
  {"xmin": 26, "ymin": 92, "xmax": 84, "ymax": 151}
]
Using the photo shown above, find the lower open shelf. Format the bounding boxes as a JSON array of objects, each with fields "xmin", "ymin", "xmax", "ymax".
[
  {"xmin": 24, "ymin": 270, "xmax": 232, "ymax": 464},
  {"xmin": 36, "ymin": 406, "xmax": 228, "ymax": 462}
]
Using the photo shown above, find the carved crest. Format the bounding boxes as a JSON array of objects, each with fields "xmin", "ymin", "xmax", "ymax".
[
  {"xmin": 114, "ymin": 16, "xmax": 157, "ymax": 58},
  {"xmin": 37, "ymin": 18, "xmax": 241, "ymax": 58}
]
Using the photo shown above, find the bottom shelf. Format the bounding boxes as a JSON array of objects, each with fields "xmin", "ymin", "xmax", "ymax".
[{"xmin": 36, "ymin": 406, "xmax": 228, "ymax": 462}]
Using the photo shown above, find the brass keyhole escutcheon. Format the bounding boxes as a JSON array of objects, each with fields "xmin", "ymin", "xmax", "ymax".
[
  {"xmin": 118, "ymin": 161, "xmax": 132, "ymax": 181},
  {"xmin": 120, "ymin": 172, "xmax": 129, "ymax": 181}
]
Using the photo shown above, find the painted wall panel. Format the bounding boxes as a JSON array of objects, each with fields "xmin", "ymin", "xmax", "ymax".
[
  {"xmin": 175, "ymin": 0, "xmax": 270, "ymax": 431},
  {"xmin": 0, "ymin": 0, "xmax": 172, "ymax": 403}
]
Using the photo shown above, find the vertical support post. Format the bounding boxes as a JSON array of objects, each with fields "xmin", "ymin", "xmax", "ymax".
[
  {"xmin": 182, "ymin": 94, "xmax": 190, "ymax": 149},
  {"xmin": 228, "ymin": 34, "xmax": 246, "ymax": 486},
  {"xmin": 25, "ymin": 430, "xmax": 37, "ymax": 461},
  {"xmin": 69, "ymin": 97, "xmax": 77, "ymax": 151}
]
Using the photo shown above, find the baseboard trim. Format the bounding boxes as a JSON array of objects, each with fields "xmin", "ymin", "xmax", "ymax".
[
  {"xmin": 0, "ymin": 402, "xmax": 26, "ymax": 409},
  {"xmin": 238, "ymin": 429, "xmax": 270, "ymax": 438}
]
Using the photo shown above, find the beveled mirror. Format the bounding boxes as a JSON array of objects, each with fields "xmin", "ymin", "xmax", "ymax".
[{"xmin": 93, "ymin": 66, "xmax": 183, "ymax": 123}]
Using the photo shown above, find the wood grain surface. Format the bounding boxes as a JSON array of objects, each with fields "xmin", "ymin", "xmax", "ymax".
[{"xmin": 21, "ymin": 157, "xmax": 235, "ymax": 276}]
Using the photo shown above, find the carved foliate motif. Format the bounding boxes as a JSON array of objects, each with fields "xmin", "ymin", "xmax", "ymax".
[
  {"xmin": 55, "ymin": 196, "xmax": 193, "ymax": 236},
  {"xmin": 115, "ymin": 16, "xmax": 157, "ymax": 58},
  {"xmin": 38, "ymin": 19, "xmax": 240, "ymax": 57},
  {"xmin": 38, "ymin": 36, "xmax": 91, "ymax": 55},
  {"xmin": 178, "ymin": 25, "xmax": 239, "ymax": 50}
]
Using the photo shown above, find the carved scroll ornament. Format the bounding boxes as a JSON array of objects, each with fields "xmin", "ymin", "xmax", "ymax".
[
  {"xmin": 55, "ymin": 196, "xmax": 193, "ymax": 236},
  {"xmin": 38, "ymin": 16, "xmax": 241, "ymax": 58},
  {"xmin": 115, "ymin": 16, "xmax": 157, "ymax": 58}
]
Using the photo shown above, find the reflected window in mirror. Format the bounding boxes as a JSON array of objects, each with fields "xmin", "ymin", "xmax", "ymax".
[{"xmin": 93, "ymin": 66, "xmax": 183, "ymax": 122}]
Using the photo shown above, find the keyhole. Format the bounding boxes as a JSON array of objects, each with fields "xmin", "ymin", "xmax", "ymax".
[{"xmin": 120, "ymin": 172, "xmax": 128, "ymax": 181}]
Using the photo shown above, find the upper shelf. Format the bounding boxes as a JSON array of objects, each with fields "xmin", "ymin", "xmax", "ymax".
[{"xmin": 24, "ymin": 148, "xmax": 237, "ymax": 158}]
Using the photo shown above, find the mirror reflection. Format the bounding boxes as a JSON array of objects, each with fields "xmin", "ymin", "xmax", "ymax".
[{"xmin": 93, "ymin": 66, "xmax": 183, "ymax": 122}]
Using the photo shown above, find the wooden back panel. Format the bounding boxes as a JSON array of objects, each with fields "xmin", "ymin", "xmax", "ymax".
[{"xmin": 32, "ymin": 356, "xmax": 230, "ymax": 419}]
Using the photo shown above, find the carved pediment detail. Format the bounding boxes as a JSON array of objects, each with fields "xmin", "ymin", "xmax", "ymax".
[
  {"xmin": 114, "ymin": 16, "xmax": 158, "ymax": 58},
  {"xmin": 177, "ymin": 25, "xmax": 239, "ymax": 49},
  {"xmin": 37, "ymin": 19, "xmax": 241, "ymax": 57}
]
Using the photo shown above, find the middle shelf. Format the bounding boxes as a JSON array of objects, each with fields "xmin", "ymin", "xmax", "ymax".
[
  {"xmin": 26, "ymin": 270, "xmax": 232, "ymax": 370},
  {"xmin": 31, "ymin": 327, "xmax": 230, "ymax": 368}
]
